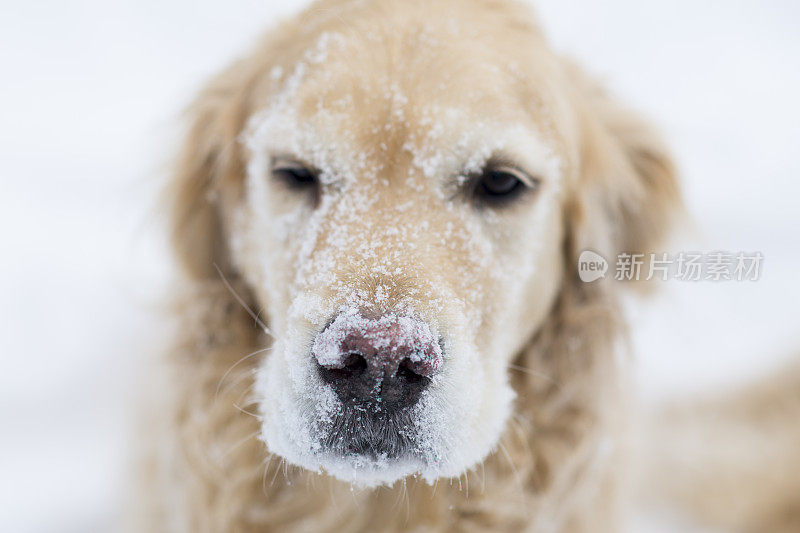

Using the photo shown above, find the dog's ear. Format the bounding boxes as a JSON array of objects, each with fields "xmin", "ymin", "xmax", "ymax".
[
  {"xmin": 562, "ymin": 59, "xmax": 682, "ymax": 269},
  {"xmin": 168, "ymin": 61, "xmax": 253, "ymax": 281}
]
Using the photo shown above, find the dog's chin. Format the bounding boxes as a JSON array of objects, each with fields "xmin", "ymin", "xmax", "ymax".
[
  {"xmin": 311, "ymin": 452, "xmax": 429, "ymax": 488},
  {"xmin": 259, "ymin": 398, "xmax": 512, "ymax": 488},
  {"xmin": 259, "ymin": 390, "xmax": 454, "ymax": 487},
  {"xmin": 264, "ymin": 432, "xmax": 460, "ymax": 489},
  {"xmin": 259, "ymin": 420, "xmax": 442, "ymax": 487}
]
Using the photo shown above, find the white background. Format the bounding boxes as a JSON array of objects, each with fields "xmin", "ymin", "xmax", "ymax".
[{"xmin": 1, "ymin": 1, "xmax": 798, "ymax": 531}]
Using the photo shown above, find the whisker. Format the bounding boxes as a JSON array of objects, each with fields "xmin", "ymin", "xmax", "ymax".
[
  {"xmin": 270, "ymin": 457, "xmax": 285, "ymax": 487},
  {"xmin": 507, "ymin": 363, "xmax": 560, "ymax": 388},
  {"xmin": 232, "ymin": 402, "xmax": 261, "ymax": 419},
  {"xmin": 221, "ymin": 430, "xmax": 261, "ymax": 460},
  {"xmin": 497, "ymin": 441, "xmax": 525, "ymax": 495},
  {"xmin": 261, "ymin": 455, "xmax": 276, "ymax": 498},
  {"xmin": 348, "ymin": 481, "xmax": 360, "ymax": 509},
  {"xmin": 509, "ymin": 414, "xmax": 534, "ymax": 461},
  {"xmin": 213, "ymin": 263, "xmax": 273, "ymax": 336},
  {"xmin": 218, "ymin": 366, "xmax": 258, "ymax": 400},
  {"xmin": 215, "ymin": 347, "xmax": 272, "ymax": 400},
  {"xmin": 233, "ymin": 389, "xmax": 259, "ymax": 413},
  {"xmin": 233, "ymin": 382, "xmax": 261, "ymax": 424},
  {"xmin": 327, "ymin": 477, "xmax": 340, "ymax": 516},
  {"xmin": 403, "ymin": 478, "xmax": 410, "ymax": 522}
]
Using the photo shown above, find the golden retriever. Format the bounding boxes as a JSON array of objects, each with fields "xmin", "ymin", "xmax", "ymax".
[{"xmin": 140, "ymin": 0, "xmax": 800, "ymax": 531}]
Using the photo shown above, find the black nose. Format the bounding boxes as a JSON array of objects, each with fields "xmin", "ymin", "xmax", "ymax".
[
  {"xmin": 312, "ymin": 313, "xmax": 442, "ymax": 410},
  {"xmin": 317, "ymin": 351, "xmax": 430, "ymax": 408}
]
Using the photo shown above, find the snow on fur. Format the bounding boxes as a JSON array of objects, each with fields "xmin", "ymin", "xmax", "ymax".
[{"xmin": 235, "ymin": 28, "xmax": 557, "ymax": 486}]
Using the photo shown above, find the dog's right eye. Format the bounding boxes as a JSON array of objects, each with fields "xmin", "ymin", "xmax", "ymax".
[{"xmin": 270, "ymin": 159, "xmax": 319, "ymax": 192}]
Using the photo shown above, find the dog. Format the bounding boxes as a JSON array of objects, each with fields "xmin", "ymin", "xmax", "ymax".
[{"xmin": 139, "ymin": 0, "xmax": 800, "ymax": 531}]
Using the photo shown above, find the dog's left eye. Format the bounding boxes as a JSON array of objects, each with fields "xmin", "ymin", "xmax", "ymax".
[
  {"xmin": 270, "ymin": 158, "xmax": 319, "ymax": 192},
  {"xmin": 472, "ymin": 165, "xmax": 533, "ymax": 206}
]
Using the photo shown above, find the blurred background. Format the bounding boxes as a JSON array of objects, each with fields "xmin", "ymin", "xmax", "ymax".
[{"xmin": 1, "ymin": 0, "xmax": 798, "ymax": 531}]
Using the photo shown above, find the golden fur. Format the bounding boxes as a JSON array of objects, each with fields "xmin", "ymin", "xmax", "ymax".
[
  {"xmin": 644, "ymin": 360, "xmax": 800, "ymax": 532},
  {"xmin": 138, "ymin": 0, "xmax": 799, "ymax": 531}
]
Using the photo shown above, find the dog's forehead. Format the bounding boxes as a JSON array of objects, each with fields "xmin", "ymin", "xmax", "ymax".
[{"xmin": 244, "ymin": 25, "xmax": 564, "ymax": 188}]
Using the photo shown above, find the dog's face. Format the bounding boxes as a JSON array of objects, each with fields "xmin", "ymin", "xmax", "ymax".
[
  {"xmin": 177, "ymin": 0, "xmax": 677, "ymax": 488},
  {"xmin": 232, "ymin": 12, "xmax": 570, "ymax": 486}
]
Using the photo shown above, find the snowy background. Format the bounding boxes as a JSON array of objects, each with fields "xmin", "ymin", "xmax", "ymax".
[{"xmin": 1, "ymin": 0, "xmax": 798, "ymax": 531}]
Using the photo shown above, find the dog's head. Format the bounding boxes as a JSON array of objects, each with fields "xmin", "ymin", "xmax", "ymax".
[{"xmin": 170, "ymin": 0, "xmax": 678, "ymax": 487}]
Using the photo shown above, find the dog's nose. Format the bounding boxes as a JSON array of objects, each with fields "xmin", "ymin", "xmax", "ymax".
[{"xmin": 312, "ymin": 313, "xmax": 443, "ymax": 408}]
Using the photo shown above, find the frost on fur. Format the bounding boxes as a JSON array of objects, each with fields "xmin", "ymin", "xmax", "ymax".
[{"xmin": 227, "ymin": 3, "xmax": 562, "ymax": 488}]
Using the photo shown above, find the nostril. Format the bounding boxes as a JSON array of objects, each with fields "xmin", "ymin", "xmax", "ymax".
[
  {"xmin": 342, "ymin": 352, "xmax": 368, "ymax": 373},
  {"xmin": 396, "ymin": 358, "xmax": 425, "ymax": 384},
  {"xmin": 318, "ymin": 352, "xmax": 368, "ymax": 384}
]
